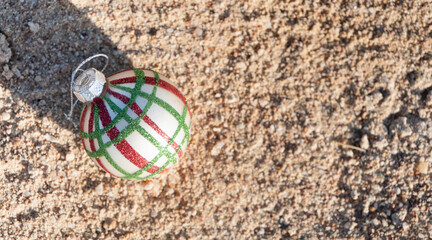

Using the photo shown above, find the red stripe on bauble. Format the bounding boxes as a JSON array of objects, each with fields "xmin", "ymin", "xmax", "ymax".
[
  {"xmin": 157, "ymin": 79, "xmax": 186, "ymax": 105},
  {"xmin": 109, "ymin": 76, "xmax": 136, "ymax": 85},
  {"xmin": 107, "ymin": 88, "xmax": 142, "ymax": 116},
  {"xmin": 115, "ymin": 139, "xmax": 159, "ymax": 172},
  {"xmin": 107, "ymin": 88, "xmax": 129, "ymax": 104}
]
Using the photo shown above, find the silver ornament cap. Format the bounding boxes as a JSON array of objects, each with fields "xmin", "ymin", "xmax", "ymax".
[
  {"xmin": 73, "ymin": 68, "xmax": 106, "ymax": 102},
  {"xmin": 66, "ymin": 54, "xmax": 109, "ymax": 120}
]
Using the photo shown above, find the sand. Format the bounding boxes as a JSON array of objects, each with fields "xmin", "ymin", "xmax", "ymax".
[{"xmin": 1, "ymin": 0, "xmax": 432, "ymax": 239}]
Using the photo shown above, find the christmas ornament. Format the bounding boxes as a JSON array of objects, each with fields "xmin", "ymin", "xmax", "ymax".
[{"xmin": 67, "ymin": 54, "xmax": 191, "ymax": 180}]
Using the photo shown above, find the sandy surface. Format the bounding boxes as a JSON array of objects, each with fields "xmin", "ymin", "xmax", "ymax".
[{"xmin": 1, "ymin": 0, "xmax": 432, "ymax": 239}]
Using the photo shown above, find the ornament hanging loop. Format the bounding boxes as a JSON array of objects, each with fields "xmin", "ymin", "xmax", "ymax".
[{"xmin": 66, "ymin": 54, "xmax": 109, "ymax": 120}]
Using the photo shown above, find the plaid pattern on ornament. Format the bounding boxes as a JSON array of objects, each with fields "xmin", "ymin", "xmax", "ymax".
[{"xmin": 79, "ymin": 69, "xmax": 191, "ymax": 180}]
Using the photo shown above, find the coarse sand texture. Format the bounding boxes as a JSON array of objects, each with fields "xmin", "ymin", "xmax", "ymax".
[{"xmin": 2, "ymin": 0, "xmax": 432, "ymax": 239}]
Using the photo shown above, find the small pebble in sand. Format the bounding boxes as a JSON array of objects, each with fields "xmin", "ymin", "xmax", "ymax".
[
  {"xmin": 0, "ymin": 33, "xmax": 11, "ymax": 63},
  {"xmin": 195, "ymin": 28, "xmax": 203, "ymax": 36},
  {"xmin": 103, "ymin": 219, "xmax": 117, "ymax": 230},
  {"xmin": 144, "ymin": 182, "xmax": 155, "ymax": 191},
  {"xmin": 95, "ymin": 183, "xmax": 103, "ymax": 195},
  {"xmin": 258, "ymin": 99, "xmax": 269, "ymax": 107},
  {"xmin": 28, "ymin": 22, "xmax": 40, "ymax": 33},
  {"xmin": 374, "ymin": 138, "xmax": 388, "ymax": 151},
  {"xmin": 2, "ymin": 65, "xmax": 14, "ymax": 80},
  {"xmin": 1, "ymin": 112, "xmax": 10, "ymax": 121},
  {"xmin": 66, "ymin": 152, "xmax": 75, "ymax": 161},
  {"xmin": 11, "ymin": 66, "xmax": 21, "ymax": 78},
  {"xmin": 211, "ymin": 142, "xmax": 225, "ymax": 156},
  {"xmin": 417, "ymin": 162, "xmax": 429, "ymax": 174},
  {"xmin": 150, "ymin": 211, "xmax": 158, "ymax": 218},
  {"xmin": 360, "ymin": 135, "xmax": 369, "ymax": 149}
]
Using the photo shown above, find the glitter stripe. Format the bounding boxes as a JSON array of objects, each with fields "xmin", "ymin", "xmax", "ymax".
[
  {"xmin": 109, "ymin": 76, "xmax": 136, "ymax": 85},
  {"xmin": 93, "ymin": 98, "xmax": 111, "ymax": 127},
  {"xmin": 130, "ymin": 103, "xmax": 142, "ymax": 116}
]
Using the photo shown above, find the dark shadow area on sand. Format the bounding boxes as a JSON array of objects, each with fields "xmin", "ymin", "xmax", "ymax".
[{"xmin": 0, "ymin": 0, "xmax": 131, "ymax": 132}]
